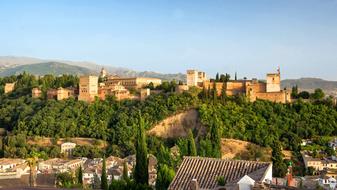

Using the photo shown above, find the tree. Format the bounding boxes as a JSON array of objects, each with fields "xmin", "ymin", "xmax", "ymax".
[
  {"xmin": 27, "ymin": 152, "xmax": 39, "ymax": 187},
  {"xmin": 101, "ymin": 156, "xmax": 108, "ymax": 190},
  {"xmin": 155, "ymin": 164, "xmax": 175, "ymax": 190},
  {"xmin": 215, "ymin": 73, "xmax": 220, "ymax": 82},
  {"xmin": 291, "ymin": 85, "xmax": 298, "ymax": 99},
  {"xmin": 187, "ymin": 129, "xmax": 197, "ymax": 156},
  {"xmin": 225, "ymin": 73, "xmax": 230, "ymax": 82},
  {"xmin": 311, "ymin": 88, "xmax": 325, "ymax": 100},
  {"xmin": 298, "ymin": 91, "xmax": 310, "ymax": 99},
  {"xmin": 134, "ymin": 112, "xmax": 149, "ymax": 185},
  {"xmin": 56, "ymin": 172, "xmax": 75, "ymax": 188},
  {"xmin": 217, "ymin": 176, "xmax": 226, "ymax": 186},
  {"xmin": 235, "ymin": 72, "xmax": 237, "ymax": 81},
  {"xmin": 271, "ymin": 142, "xmax": 287, "ymax": 177},
  {"xmin": 210, "ymin": 117, "xmax": 222, "ymax": 158},
  {"xmin": 77, "ymin": 165, "xmax": 83, "ymax": 185},
  {"xmin": 213, "ymin": 82, "xmax": 217, "ymax": 103},
  {"xmin": 123, "ymin": 161, "xmax": 129, "ymax": 181},
  {"xmin": 221, "ymin": 82, "xmax": 226, "ymax": 102}
]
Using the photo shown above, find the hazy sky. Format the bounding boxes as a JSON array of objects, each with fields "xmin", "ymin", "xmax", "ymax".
[{"xmin": 1, "ymin": 0, "xmax": 337, "ymax": 80}]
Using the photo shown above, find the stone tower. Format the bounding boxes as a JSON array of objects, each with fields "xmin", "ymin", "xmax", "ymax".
[
  {"xmin": 186, "ymin": 70, "xmax": 206, "ymax": 87},
  {"xmin": 266, "ymin": 68, "xmax": 281, "ymax": 92},
  {"xmin": 100, "ymin": 67, "xmax": 107, "ymax": 78},
  {"xmin": 78, "ymin": 75, "xmax": 98, "ymax": 103}
]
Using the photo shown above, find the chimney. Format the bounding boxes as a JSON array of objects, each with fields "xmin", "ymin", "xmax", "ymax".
[{"xmin": 190, "ymin": 179, "xmax": 199, "ymax": 190}]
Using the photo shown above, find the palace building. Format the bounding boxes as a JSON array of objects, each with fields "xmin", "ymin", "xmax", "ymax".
[
  {"xmin": 105, "ymin": 76, "xmax": 162, "ymax": 90},
  {"xmin": 190, "ymin": 68, "xmax": 291, "ymax": 103}
]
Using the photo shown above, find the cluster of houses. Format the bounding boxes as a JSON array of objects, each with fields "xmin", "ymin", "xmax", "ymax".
[
  {"xmin": 0, "ymin": 141, "xmax": 157, "ymax": 188},
  {"xmin": 0, "ymin": 154, "xmax": 157, "ymax": 189},
  {"xmin": 300, "ymin": 138, "xmax": 337, "ymax": 189}
]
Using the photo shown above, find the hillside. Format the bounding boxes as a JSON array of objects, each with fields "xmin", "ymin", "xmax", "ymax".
[
  {"xmin": 0, "ymin": 62, "xmax": 93, "ymax": 76},
  {"xmin": 0, "ymin": 56, "xmax": 185, "ymax": 81},
  {"xmin": 221, "ymin": 138, "xmax": 271, "ymax": 161},
  {"xmin": 148, "ymin": 109, "xmax": 206, "ymax": 139},
  {"xmin": 282, "ymin": 78, "xmax": 337, "ymax": 96}
]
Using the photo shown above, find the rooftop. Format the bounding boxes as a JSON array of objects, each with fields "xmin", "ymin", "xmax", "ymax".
[{"xmin": 169, "ymin": 156, "xmax": 272, "ymax": 190}]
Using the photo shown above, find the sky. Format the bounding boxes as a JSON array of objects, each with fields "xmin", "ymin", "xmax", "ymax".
[{"xmin": 1, "ymin": 0, "xmax": 337, "ymax": 80}]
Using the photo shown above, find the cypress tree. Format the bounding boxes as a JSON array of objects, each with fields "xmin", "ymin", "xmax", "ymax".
[
  {"xmin": 101, "ymin": 156, "xmax": 108, "ymax": 190},
  {"xmin": 207, "ymin": 86, "xmax": 211, "ymax": 100},
  {"xmin": 221, "ymin": 81, "xmax": 226, "ymax": 102},
  {"xmin": 201, "ymin": 86, "xmax": 207, "ymax": 100},
  {"xmin": 134, "ymin": 112, "xmax": 149, "ymax": 185},
  {"xmin": 235, "ymin": 72, "xmax": 237, "ymax": 80},
  {"xmin": 123, "ymin": 161, "xmax": 129, "ymax": 181},
  {"xmin": 215, "ymin": 73, "xmax": 220, "ymax": 82},
  {"xmin": 213, "ymin": 82, "xmax": 217, "ymax": 103},
  {"xmin": 187, "ymin": 129, "xmax": 197, "ymax": 156},
  {"xmin": 210, "ymin": 116, "xmax": 222, "ymax": 158},
  {"xmin": 77, "ymin": 165, "xmax": 83, "ymax": 185}
]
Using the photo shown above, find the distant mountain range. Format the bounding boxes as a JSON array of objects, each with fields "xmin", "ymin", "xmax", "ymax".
[
  {"xmin": 282, "ymin": 78, "xmax": 337, "ymax": 96},
  {"xmin": 0, "ymin": 56, "xmax": 185, "ymax": 81},
  {"xmin": 0, "ymin": 62, "xmax": 93, "ymax": 76}
]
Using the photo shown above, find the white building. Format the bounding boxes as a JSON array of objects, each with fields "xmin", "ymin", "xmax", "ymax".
[{"xmin": 60, "ymin": 142, "xmax": 76, "ymax": 155}]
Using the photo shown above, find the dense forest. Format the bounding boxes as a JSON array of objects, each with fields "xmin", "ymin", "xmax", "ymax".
[{"xmin": 1, "ymin": 73, "xmax": 337, "ymax": 186}]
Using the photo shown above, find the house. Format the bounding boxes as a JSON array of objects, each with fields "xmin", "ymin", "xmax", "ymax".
[
  {"xmin": 318, "ymin": 176, "xmax": 337, "ymax": 190},
  {"xmin": 83, "ymin": 166, "xmax": 98, "ymax": 185},
  {"xmin": 0, "ymin": 159, "xmax": 25, "ymax": 171},
  {"xmin": 38, "ymin": 158, "xmax": 83, "ymax": 173},
  {"xmin": 329, "ymin": 138, "xmax": 337, "ymax": 151},
  {"xmin": 301, "ymin": 139, "xmax": 313, "ymax": 146},
  {"xmin": 0, "ymin": 159, "xmax": 28, "ymax": 179},
  {"xmin": 168, "ymin": 156, "xmax": 272, "ymax": 190},
  {"xmin": 60, "ymin": 142, "xmax": 76, "ymax": 155}
]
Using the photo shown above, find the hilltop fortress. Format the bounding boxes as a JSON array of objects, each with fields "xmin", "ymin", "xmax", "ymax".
[
  {"xmin": 186, "ymin": 68, "xmax": 291, "ymax": 103},
  {"xmin": 4, "ymin": 67, "xmax": 290, "ymax": 103}
]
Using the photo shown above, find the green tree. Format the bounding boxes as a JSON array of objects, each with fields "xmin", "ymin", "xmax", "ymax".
[
  {"xmin": 221, "ymin": 82, "xmax": 226, "ymax": 103},
  {"xmin": 134, "ymin": 112, "xmax": 149, "ymax": 185},
  {"xmin": 215, "ymin": 73, "xmax": 220, "ymax": 82},
  {"xmin": 101, "ymin": 156, "xmax": 108, "ymax": 190},
  {"xmin": 213, "ymin": 82, "xmax": 217, "ymax": 103},
  {"xmin": 187, "ymin": 129, "xmax": 197, "ymax": 156},
  {"xmin": 77, "ymin": 165, "xmax": 83, "ymax": 185},
  {"xmin": 311, "ymin": 88, "xmax": 325, "ymax": 100},
  {"xmin": 271, "ymin": 142, "xmax": 287, "ymax": 177},
  {"xmin": 155, "ymin": 164, "xmax": 175, "ymax": 190},
  {"xmin": 123, "ymin": 161, "xmax": 129, "ymax": 181},
  {"xmin": 291, "ymin": 85, "xmax": 298, "ymax": 99},
  {"xmin": 298, "ymin": 91, "xmax": 310, "ymax": 99},
  {"xmin": 210, "ymin": 118, "xmax": 222, "ymax": 158}
]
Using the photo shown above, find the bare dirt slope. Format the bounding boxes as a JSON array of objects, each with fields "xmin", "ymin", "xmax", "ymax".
[
  {"xmin": 221, "ymin": 138, "xmax": 272, "ymax": 161},
  {"xmin": 27, "ymin": 137, "xmax": 107, "ymax": 148},
  {"xmin": 148, "ymin": 109, "xmax": 205, "ymax": 139}
]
